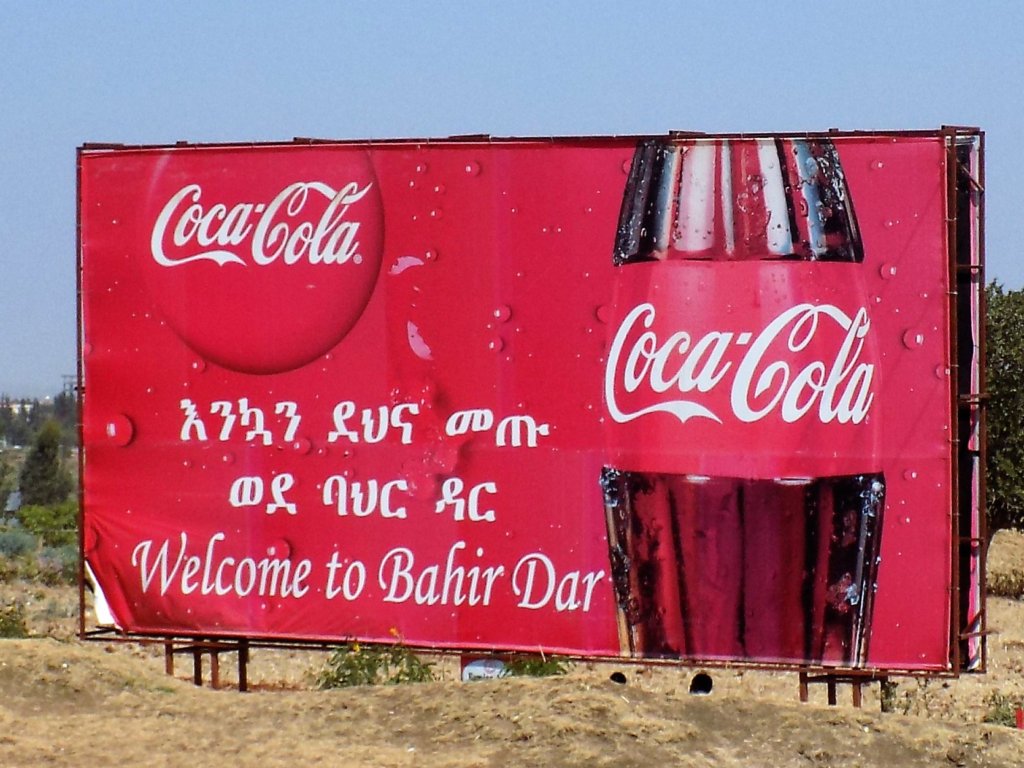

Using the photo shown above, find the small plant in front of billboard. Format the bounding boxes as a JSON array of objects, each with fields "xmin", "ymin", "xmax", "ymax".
[
  {"xmin": 0, "ymin": 601, "xmax": 29, "ymax": 638},
  {"xmin": 500, "ymin": 654, "xmax": 570, "ymax": 678},
  {"xmin": 982, "ymin": 692, "xmax": 1024, "ymax": 728},
  {"xmin": 316, "ymin": 639, "xmax": 437, "ymax": 688}
]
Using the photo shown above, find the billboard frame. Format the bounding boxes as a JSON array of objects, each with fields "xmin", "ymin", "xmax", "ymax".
[{"xmin": 75, "ymin": 127, "xmax": 986, "ymax": 679}]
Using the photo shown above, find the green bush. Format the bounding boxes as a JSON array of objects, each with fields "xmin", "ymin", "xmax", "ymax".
[
  {"xmin": 36, "ymin": 545, "xmax": 78, "ymax": 585},
  {"xmin": 0, "ymin": 528, "xmax": 37, "ymax": 558},
  {"xmin": 500, "ymin": 654, "xmax": 571, "ymax": 678},
  {"xmin": 987, "ymin": 283, "xmax": 1024, "ymax": 532},
  {"xmin": 17, "ymin": 500, "xmax": 78, "ymax": 547},
  {"xmin": 982, "ymin": 692, "xmax": 1023, "ymax": 728},
  {"xmin": 316, "ymin": 642, "xmax": 437, "ymax": 688},
  {"xmin": 0, "ymin": 601, "xmax": 28, "ymax": 638}
]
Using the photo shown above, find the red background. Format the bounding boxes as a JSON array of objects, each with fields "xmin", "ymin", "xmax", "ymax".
[{"xmin": 80, "ymin": 135, "xmax": 960, "ymax": 670}]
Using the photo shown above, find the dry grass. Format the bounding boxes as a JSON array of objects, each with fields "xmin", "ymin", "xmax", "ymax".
[{"xmin": 0, "ymin": 531, "xmax": 1023, "ymax": 766}]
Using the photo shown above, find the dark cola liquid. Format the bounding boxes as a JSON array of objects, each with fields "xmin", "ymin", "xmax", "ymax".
[
  {"xmin": 605, "ymin": 137, "xmax": 884, "ymax": 666},
  {"xmin": 602, "ymin": 470, "xmax": 884, "ymax": 665}
]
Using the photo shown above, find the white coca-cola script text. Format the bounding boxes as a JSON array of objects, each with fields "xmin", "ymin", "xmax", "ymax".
[
  {"xmin": 605, "ymin": 302, "xmax": 875, "ymax": 425},
  {"xmin": 151, "ymin": 181, "xmax": 373, "ymax": 267}
]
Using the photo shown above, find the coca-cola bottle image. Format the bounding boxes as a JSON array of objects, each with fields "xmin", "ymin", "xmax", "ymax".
[{"xmin": 602, "ymin": 137, "xmax": 885, "ymax": 667}]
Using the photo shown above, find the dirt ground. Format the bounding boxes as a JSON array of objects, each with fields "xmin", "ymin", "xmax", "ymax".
[{"xmin": 3, "ymin": 534, "xmax": 1024, "ymax": 767}]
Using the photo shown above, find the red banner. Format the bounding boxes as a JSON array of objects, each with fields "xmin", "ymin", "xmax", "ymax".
[{"xmin": 78, "ymin": 133, "xmax": 981, "ymax": 671}]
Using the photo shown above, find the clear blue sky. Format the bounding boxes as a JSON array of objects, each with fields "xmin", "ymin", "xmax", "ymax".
[{"xmin": 1, "ymin": 1, "xmax": 1020, "ymax": 396}]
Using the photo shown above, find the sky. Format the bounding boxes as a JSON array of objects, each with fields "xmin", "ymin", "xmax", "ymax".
[{"xmin": 1, "ymin": 1, "xmax": 1021, "ymax": 397}]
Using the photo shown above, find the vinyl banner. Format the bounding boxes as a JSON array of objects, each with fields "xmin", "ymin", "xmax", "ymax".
[{"xmin": 78, "ymin": 133, "xmax": 973, "ymax": 671}]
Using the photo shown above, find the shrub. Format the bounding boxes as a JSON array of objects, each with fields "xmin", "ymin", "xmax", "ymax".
[
  {"xmin": 316, "ymin": 642, "xmax": 436, "ymax": 688},
  {"xmin": 986, "ymin": 283, "xmax": 1024, "ymax": 532},
  {"xmin": 17, "ymin": 500, "xmax": 78, "ymax": 548},
  {"xmin": 36, "ymin": 545, "xmax": 78, "ymax": 585},
  {"xmin": 982, "ymin": 692, "xmax": 1023, "ymax": 728},
  {"xmin": 0, "ymin": 601, "xmax": 28, "ymax": 638},
  {"xmin": 500, "ymin": 654, "xmax": 571, "ymax": 678},
  {"xmin": 0, "ymin": 528, "xmax": 37, "ymax": 558}
]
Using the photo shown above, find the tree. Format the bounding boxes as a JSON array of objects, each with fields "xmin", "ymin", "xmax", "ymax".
[
  {"xmin": 18, "ymin": 419, "xmax": 73, "ymax": 506},
  {"xmin": 985, "ymin": 282, "xmax": 1024, "ymax": 531}
]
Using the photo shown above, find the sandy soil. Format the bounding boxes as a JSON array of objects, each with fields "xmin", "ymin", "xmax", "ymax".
[{"xmin": 3, "ymin": 534, "xmax": 1024, "ymax": 767}]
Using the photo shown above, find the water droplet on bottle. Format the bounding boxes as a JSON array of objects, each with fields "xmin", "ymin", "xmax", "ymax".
[
  {"xmin": 934, "ymin": 364, "xmax": 950, "ymax": 379},
  {"xmin": 464, "ymin": 160, "xmax": 481, "ymax": 176},
  {"xmin": 870, "ymin": 160, "xmax": 884, "ymax": 171},
  {"xmin": 493, "ymin": 305, "xmax": 512, "ymax": 323},
  {"xmin": 408, "ymin": 178, "xmax": 419, "ymax": 190},
  {"xmin": 424, "ymin": 248, "xmax": 439, "ymax": 262},
  {"xmin": 182, "ymin": 459, "xmax": 193, "ymax": 469},
  {"xmin": 414, "ymin": 162, "xmax": 428, "ymax": 174},
  {"xmin": 510, "ymin": 206, "xmax": 518, "ymax": 214},
  {"xmin": 884, "ymin": 219, "xmax": 899, "ymax": 228},
  {"xmin": 105, "ymin": 414, "xmax": 135, "ymax": 447},
  {"xmin": 488, "ymin": 337, "xmax": 505, "ymax": 352},
  {"xmin": 903, "ymin": 469, "xmax": 919, "ymax": 481},
  {"xmin": 291, "ymin": 437, "xmax": 313, "ymax": 455},
  {"xmin": 429, "ymin": 208, "xmax": 443, "ymax": 220},
  {"xmin": 191, "ymin": 358, "xmax": 207, "ymax": 373},
  {"xmin": 902, "ymin": 329, "xmax": 925, "ymax": 349},
  {"xmin": 433, "ymin": 184, "xmax": 446, "ymax": 194},
  {"xmin": 221, "ymin": 452, "xmax": 235, "ymax": 466},
  {"xmin": 595, "ymin": 305, "xmax": 612, "ymax": 323},
  {"xmin": 621, "ymin": 159, "xmax": 631, "ymax": 173},
  {"xmin": 879, "ymin": 263, "xmax": 898, "ymax": 280},
  {"xmin": 267, "ymin": 539, "xmax": 292, "ymax": 559}
]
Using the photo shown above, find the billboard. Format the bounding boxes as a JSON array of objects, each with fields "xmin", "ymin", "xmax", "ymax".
[{"xmin": 78, "ymin": 130, "xmax": 985, "ymax": 673}]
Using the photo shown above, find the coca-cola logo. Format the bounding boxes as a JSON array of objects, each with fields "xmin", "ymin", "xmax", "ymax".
[
  {"xmin": 605, "ymin": 302, "xmax": 875, "ymax": 426},
  {"xmin": 151, "ymin": 181, "xmax": 373, "ymax": 268},
  {"xmin": 142, "ymin": 150, "xmax": 383, "ymax": 374}
]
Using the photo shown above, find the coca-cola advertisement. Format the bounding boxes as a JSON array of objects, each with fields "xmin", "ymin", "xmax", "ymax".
[{"xmin": 78, "ymin": 130, "xmax": 984, "ymax": 673}]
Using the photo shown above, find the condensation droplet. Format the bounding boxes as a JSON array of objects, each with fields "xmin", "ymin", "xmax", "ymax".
[
  {"xmin": 902, "ymin": 329, "xmax": 925, "ymax": 349},
  {"xmin": 934, "ymin": 364, "xmax": 950, "ymax": 379},
  {"xmin": 464, "ymin": 160, "xmax": 481, "ymax": 176},
  {"xmin": 407, "ymin": 321, "xmax": 433, "ymax": 361},
  {"xmin": 493, "ymin": 305, "xmax": 512, "ymax": 323},
  {"xmin": 424, "ymin": 248, "xmax": 439, "ymax": 262},
  {"xmin": 414, "ymin": 162, "xmax": 428, "ymax": 174},
  {"xmin": 870, "ymin": 159, "xmax": 885, "ymax": 171},
  {"xmin": 879, "ymin": 263, "xmax": 897, "ymax": 280},
  {"xmin": 191, "ymin": 359, "xmax": 207, "ymax": 373},
  {"xmin": 621, "ymin": 159, "xmax": 632, "ymax": 173},
  {"xmin": 433, "ymin": 184, "xmax": 446, "ymax": 194},
  {"xmin": 595, "ymin": 305, "xmax": 612, "ymax": 324},
  {"xmin": 221, "ymin": 452, "xmax": 235, "ymax": 466},
  {"xmin": 429, "ymin": 208, "xmax": 443, "ymax": 220},
  {"xmin": 903, "ymin": 469, "xmax": 919, "ymax": 481},
  {"xmin": 105, "ymin": 414, "xmax": 135, "ymax": 447},
  {"xmin": 292, "ymin": 437, "xmax": 313, "ymax": 455},
  {"xmin": 389, "ymin": 255, "xmax": 426, "ymax": 276},
  {"xmin": 488, "ymin": 337, "xmax": 505, "ymax": 352}
]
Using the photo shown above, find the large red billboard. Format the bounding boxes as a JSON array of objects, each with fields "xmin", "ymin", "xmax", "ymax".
[{"xmin": 78, "ymin": 130, "xmax": 985, "ymax": 673}]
